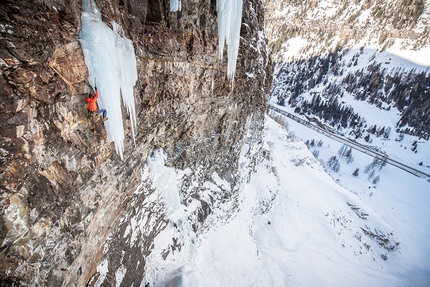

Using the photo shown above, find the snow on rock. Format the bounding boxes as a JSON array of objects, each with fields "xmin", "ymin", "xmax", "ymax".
[
  {"xmin": 93, "ymin": 258, "xmax": 109, "ymax": 287},
  {"xmin": 79, "ymin": 0, "xmax": 137, "ymax": 159},
  {"xmin": 217, "ymin": 0, "xmax": 243, "ymax": 80}
]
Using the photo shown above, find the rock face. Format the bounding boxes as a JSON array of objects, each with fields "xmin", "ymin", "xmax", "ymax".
[{"xmin": 0, "ymin": 0, "xmax": 271, "ymax": 286}]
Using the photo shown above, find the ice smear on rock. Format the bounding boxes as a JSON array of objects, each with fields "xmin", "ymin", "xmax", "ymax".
[
  {"xmin": 79, "ymin": 0, "xmax": 137, "ymax": 159},
  {"xmin": 147, "ymin": 149, "xmax": 180, "ymax": 215},
  {"xmin": 170, "ymin": 0, "xmax": 181, "ymax": 12},
  {"xmin": 146, "ymin": 149, "xmax": 200, "ymax": 286},
  {"xmin": 217, "ymin": 0, "xmax": 243, "ymax": 80},
  {"xmin": 166, "ymin": 267, "xmax": 203, "ymax": 287}
]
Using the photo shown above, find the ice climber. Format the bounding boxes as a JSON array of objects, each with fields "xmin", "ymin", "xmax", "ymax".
[{"xmin": 86, "ymin": 86, "xmax": 108, "ymax": 121}]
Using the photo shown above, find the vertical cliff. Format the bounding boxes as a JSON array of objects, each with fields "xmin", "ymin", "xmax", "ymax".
[{"xmin": 0, "ymin": 0, "xmax": 272, "ymax": 285}]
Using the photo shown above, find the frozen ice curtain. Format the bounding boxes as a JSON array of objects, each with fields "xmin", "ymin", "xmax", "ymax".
[
  {"xmin": 217, "ymin": 0, "xmax": 243, "ymax": 80},
  {"xmin": 79, "ymin": 0, "xmax": 137, "ymax": 159}
]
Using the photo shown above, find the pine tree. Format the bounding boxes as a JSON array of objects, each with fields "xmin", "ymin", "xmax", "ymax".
[
  {"xmin": 327, "ymin": 156, "xmax": 340, "ymax": 172},
  {"xmin": 353, "ymin": 168, "xmax": 359, "ymax": 177},
  {"xmin": 373, "ymin": 175, "xmax": 380, "ymax": 184}
]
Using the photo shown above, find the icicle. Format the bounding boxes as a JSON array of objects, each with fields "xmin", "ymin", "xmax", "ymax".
[
  {"xmin": 79, "ymin": 0, "xmax": 138, "ymax": 160},
  {"xmin": 112, "ymin": 22, "xmax": 138, "ymax": 143},
  {"xmin": 170, "ymin": 0, "xmax": 181, "ymax": 12},
  {"xmin": 217, "ymin": 0, "xmax": 243, "ymax": 80}
]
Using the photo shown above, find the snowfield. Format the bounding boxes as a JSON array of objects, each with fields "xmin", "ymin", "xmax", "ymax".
[
  {"xmin": 183, "ymin": 117, "xmax": 430, "ymax": 287},
  {"xmin": 100, "ymin": 116, "xmax": 430, "ymax": 287}
]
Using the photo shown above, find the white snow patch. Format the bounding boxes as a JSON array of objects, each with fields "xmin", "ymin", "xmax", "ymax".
[
  {"xmin": 385, "ymin": 41, "xmax": 430, "ymax": 67},
  {"xmin": 94, "ymin": 258, "xmax": 108, "ymax": 287},
  {"xmin": 280, "ymin": 37, "xmax": 308, "ymax": 62},
  {"xmin": 115, "ymin": 265, "xmax": 127, "ymax": 287}
]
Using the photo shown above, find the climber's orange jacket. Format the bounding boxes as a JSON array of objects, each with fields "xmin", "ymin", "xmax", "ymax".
[{"xmin": 86, "ymin": 89, "xmax": 99, "ymax": 112}]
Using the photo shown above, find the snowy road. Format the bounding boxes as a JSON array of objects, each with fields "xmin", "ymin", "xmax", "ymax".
[{"xmin": 268, "ymin": 105, "xmax": 430, "ymax": 181}]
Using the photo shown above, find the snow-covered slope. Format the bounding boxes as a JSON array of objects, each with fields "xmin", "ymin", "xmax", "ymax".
[
  {"xmin": 264, "ymin": 0, "xmax": 430, "ymax": 61},
  {"xmin": 194, "ymin": 117, "xmax": 430, "ymax": 287},
  {"xmin": 270, "ymin": 48, "xmax": 430, "ymax": 174},
  {"xmin": 98, "ymin": 116, "xmax": 430, "ymax": 286},
  {"xmin": 267, "ymin": 0, "xmax": 430, "ymax": 174}
]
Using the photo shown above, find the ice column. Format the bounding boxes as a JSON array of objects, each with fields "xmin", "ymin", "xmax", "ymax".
[
  {"xmin": 79, "ymin": 0, "xmax": 137, "ymax": 159},
  {"xmin": 170, "ymin": 0, "xmax": 181, "ymax": 12},
  {"xmin": 217, "ymin": 0, "xmax": 243, "ymax": 80}
]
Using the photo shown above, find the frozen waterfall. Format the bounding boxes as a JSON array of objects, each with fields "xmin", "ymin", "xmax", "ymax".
[
  {"xmin": 79, "ymin": 0, "xmax": 137, "ymax": 160},
  {"xmin": 217, "ymin": 0, "xmax": 243, "ymax": 80}
]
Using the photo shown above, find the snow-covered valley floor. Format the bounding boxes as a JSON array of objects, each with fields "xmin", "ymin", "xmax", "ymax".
[{"xmin": 100, "ymin": 116, "xmax": 430, "ymax": 287}]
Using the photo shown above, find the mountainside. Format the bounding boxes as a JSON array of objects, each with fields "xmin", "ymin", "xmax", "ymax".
[
  {"xmin": 272, "ymin": 49, "xmax": 430, "ymax": 140},
  {"xmin": 0, "ymin": 0, "xmax": 272, "ymax": 285},
  {"xmin": 2, "ymin": 0, "xmax": 429, "ymax": 285},
  {"xmin": 265, "ymin": 0, "xmax": 430, "ymax": 173},
  {"xmin": 255, "ymin": 2, "xmax": 430, "ymax": 285},
  {"xmin": 264, "ymin": 0, "xmax": 430, "ymax": 60}
]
